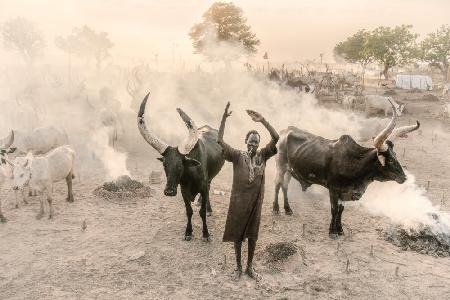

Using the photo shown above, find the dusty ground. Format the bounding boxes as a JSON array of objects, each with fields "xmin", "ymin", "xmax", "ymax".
[{"xmin": 1, "ymin": 86, "xmax": 450, "ymax": 299}]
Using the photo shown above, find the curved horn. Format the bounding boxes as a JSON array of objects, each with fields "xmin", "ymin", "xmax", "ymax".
[
  {"xmin": 0, "ymin": 130, "xmax": 14, "ymax": 149},
  {"xmin": 137, "ymin": 93, "xmax": 169, "ymax": 154},
  {"xmin": 388, "ymin": 121, "xmax": 420, "ymax": 141},
  {"xmin": 373, "ymin": 98, "xmax": 397, "ymax": 152},
  {"xmin": 176, "ymin": 108, "xmax": 199, "ymax": 155}
]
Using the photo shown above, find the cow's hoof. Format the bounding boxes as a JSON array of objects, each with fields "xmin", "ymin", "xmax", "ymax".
[
  {"xmin": 48, "ymin": 214, "xmax": 53, "ymax": 220},
  {"xmin": 0, "ymin": 216, "xmax": 7, "ymax": 223},
  {"xmin": 202, "ymin": 236, "xmax": 211, "ymax": 242},
  {"xmin": 66, "ymin": 197, "xmax": 74, "ymax": 203},
  {"xmin": 338, "ymin": 230, "xmax": 345, "ymax": 236},
  {"xmin": 183, "ymin": 235, "xmax": 192, "ymax": 241},
  {"xmin": 36, "ymin": 213, "xmax": 44, "ymax": 220},
  {"xmin": 15, "ymin": 204, "xmax": 19, "ymax": 209},
  {"xmin": 284, "ymin": 208, "xmax": 293, "ymax": 215},
  {"xmin": 329, "ymin": 233, "xmax": 339, "ymax": 240},
  {"xmin": 272, "ymin": 209, "xmax": 280, "ymax": 215}
]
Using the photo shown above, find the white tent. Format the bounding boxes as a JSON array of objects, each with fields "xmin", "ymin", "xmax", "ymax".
[{"xmin": 395, "ymin": 75, "xmax": 432, "ymax": 90}]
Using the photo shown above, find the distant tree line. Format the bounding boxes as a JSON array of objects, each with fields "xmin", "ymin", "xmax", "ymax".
[{"xmin": 334, "ymin": 24, "xmax": 450, "ymax": 80}]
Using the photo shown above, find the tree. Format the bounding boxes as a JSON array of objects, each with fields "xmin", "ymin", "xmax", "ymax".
[
  {"xmin": 334, "ymin": 30, "xmax": 374, "ymax": 87},
  {"xmin": 56, "ymin": 26, "xmax": 113, "ymax": 74},
  {"xmin": 189, "ymin": 2, "xmax": 260, "ymax": 62},
  {"xmin": 370, "ymin": 25, "xmax": 419, "ymax": 79},
  {"xmin": 420, "ymin": 25, "xmax": 450, "ymax": 80},
  {"xmin": 1, "ymin": 17, "xmax": 45, "ymax": 66}
]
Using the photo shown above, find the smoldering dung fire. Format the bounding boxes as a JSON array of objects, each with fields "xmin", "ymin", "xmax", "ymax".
[
  {"xmin": 93, "ymin": 175, "xmax": 153, "ymax": 201},
  {"xmin": 361, "ymin": 172, "xmax": 450, "ymax": 256}
]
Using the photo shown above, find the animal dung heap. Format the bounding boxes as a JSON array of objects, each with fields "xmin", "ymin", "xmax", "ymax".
[
  {"xmin": 265, "ymin": 242, "xmax": 297, "ymax": 262},
  {"xmin": 93, "ymin": 175, "xmax": 153, "ymax": 200},
  {"xmin": 383, "ymin": 215, "xmax": 450, "ymax": 257}
]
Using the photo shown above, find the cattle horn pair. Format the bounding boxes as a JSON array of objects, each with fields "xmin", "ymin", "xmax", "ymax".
[
  {"xmin": 0, "ymin": 130, "xmax": 14, "ymax": 149},
  {"xmin": 373, "ymin": 99, "xmax": 397, "ymax": 152},
  {"xmin": 137, "ymin": 93, "xmax": 199, "ymax": 155}
]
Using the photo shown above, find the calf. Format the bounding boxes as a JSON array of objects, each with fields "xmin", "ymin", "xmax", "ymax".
[{"xmin": 13, "ymin": 145, "xmax": 75, "ymax": 219}]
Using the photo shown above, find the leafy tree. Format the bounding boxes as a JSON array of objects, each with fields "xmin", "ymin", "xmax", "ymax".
[
  {"xmin": 334, "ymin": 30, "xmax": 374, "ymax": 86},
  {"xmin": 56, "ymin": 26, "xmax": 113, "ymax": 73},
  {"xmin": 1, "ymin": 17, "xmax": 45, "ymax": 66},
  {"xmin": 370, "ymin": 25, "xmax": 419, "ymax": 79},
  {"xmin": 420, "ymin": 25, "xmax": 450, "ymax": 79},
  {"xmin": 189, "ymin": 2, "xmax": 260, "ymax": 62}
]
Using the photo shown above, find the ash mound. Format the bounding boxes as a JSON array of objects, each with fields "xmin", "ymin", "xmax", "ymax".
[
  {"xmin": 94, "ymin": 175, "xmax": 153, "ymax": 200},
  {"xmin": 383, "ymin": 222, "xmax": 450, "ymax": 257},
  {"xmin": 264, "ymin": 242, "xmax": 297, "ymax": 263}
]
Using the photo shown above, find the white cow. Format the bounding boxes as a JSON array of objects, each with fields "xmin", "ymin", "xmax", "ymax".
[
  {"xmin": 11, "ymin": 126, "xmax": 69, "ymax": 156},
  {"xmin": 365, "ymin": 95, "xmax": 405, "ymax": 116},
  {"xmin": 0, "ymin": 131, "xmax": 15, "ymax": 223},
  {"xmin": 13, "ymin": 145, "xmax": 75, "ymax": 219}
]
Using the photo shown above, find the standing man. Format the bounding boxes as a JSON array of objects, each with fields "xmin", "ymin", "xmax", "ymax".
[{"xmin": 217, "ymin": 102, "xmax": 279, "ymax": 280}]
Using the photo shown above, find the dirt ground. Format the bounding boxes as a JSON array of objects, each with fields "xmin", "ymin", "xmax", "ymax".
[{"xmin": 1, "ymin": 87, "xmax": 450, "ymax": 299}]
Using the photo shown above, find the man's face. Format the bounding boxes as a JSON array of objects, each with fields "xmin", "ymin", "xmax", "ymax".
[{"xmin": 246, "ymin": 133, "xmax": 260, "ymax": 156}]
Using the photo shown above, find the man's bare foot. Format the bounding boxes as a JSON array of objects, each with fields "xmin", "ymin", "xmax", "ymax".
[
  {"xmin": 245, "ymin": 265, "xmax": 261, "ymax": 281},
  {"xmin": 232, "ymin": 268, "xmax": 242, "ymax": 281}
]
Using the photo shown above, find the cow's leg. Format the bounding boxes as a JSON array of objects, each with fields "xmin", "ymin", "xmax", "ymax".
[
  {"xmin": 328, "ymin": 190, "xmax": 339, "ymax": 239},
  {"xmin": 47, "ymin": 191, "xmax": 54, "ymax": 220},
  {"xmin": 180, "ymin": 186, "xmax": 194, "ymax": 241},
  {"xmin": 65, "ymin": 170, "xmax": 74, "ymax": 203},
  {"xmin": 273, "ymin": 159, "xmax": 288, "ymax": 214},
  {"xmin": 36, "ymin": 193, "xmax": 45, "ymax": 220},
  {"xmin": 22, "ymin": 187, "xmax": 29, "ymax": 204},
  {"xmin": 199, "ymin": 188, "xmax": 210, "ymax": 242},
  {"xmin": 282, "ymin": 172, "xmax": 293, "ymax": 215},
  {"xmin": 206, "ymin": 180, "xmax": 212, "ymax": 216},
  {"xmin": 336, "ymin": 201, "xmax": 345, "ymax": 235},
  {"xmin": 0, "ymin": 199, "xmax": 6, "ymax": 223}
]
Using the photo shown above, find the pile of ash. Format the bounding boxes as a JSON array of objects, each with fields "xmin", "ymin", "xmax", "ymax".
[
  {"xmin": 93, "ymin": 175, "xmax": 153, "ymax": 200},
  {"xmin": 383, "ymin": 220, "xmax": 450, "ymax": 257},
  {"xmin": 264, "ymin": 242, "xmax": 297, "ymax": 263}
]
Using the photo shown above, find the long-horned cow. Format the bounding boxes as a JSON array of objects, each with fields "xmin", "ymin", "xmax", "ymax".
[
  {"xmin": 0, "ymin": 131, "xmax": 16, "ymax": 223},
  {"xmin": 137, "ymin": 93, "xmax": 225, "ymax": 241},
  {"xmin": 273, "ymin": 99, "xmax": 420, "ymax": 238}
]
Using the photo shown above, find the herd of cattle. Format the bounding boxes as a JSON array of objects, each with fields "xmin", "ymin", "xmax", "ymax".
[{"xmin": 0, "ymin": 90, "xmax": 420, "ymax": 240}]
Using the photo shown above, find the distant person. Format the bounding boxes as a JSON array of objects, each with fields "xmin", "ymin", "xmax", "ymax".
[{"xmin": 217, "ymin": 102, "xmax": 279, "ymax": 281}]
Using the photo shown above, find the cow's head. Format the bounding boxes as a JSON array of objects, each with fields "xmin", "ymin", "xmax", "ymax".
[
  {"xmin": 12, "ymin": 154, "xmax": 33, "ymax": 190},
  {"xmin": 372, "ymin": 100, "xmax": 420, "ymax": 184},
  {"xmin": 137, "ymin": 93, "xmax": 201, "ymax": 197}
]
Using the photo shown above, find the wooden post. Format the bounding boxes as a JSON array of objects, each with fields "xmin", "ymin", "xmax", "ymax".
[
  {"xmin": 302, "ymin": 224, "xmax": 306, "ymax": 237},
  {"xmin": 370, "ymin": 245, "xmax": 374, "ymax": 257},
  {"xmin": 426, "ymin": 181, "xmax": 430, "ymax": 192}
]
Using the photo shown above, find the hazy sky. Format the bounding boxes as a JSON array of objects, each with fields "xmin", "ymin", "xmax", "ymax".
[{"xmin": 1, "ymin": 0, "xmax": 449, "ymax": 64}]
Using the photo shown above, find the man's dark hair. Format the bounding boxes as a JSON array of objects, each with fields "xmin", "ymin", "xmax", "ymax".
[{"xmin": 245, "ymin": 130, "xmax": 260, "ymax": 143}]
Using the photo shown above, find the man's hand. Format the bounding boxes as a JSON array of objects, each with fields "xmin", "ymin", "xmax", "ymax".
[
  {"xmin": 246, "ymin": 109, "xmax": 264, "ymax": 122},
  {"xmin": 224, "ymin": 102, "xmax": 232, "ymax": 118}
]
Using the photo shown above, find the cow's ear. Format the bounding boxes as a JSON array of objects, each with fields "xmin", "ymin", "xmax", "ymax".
[
  {"xmin": 377, "ymin": 153, "xmax": 386, "ymax": 166},
  {"xmin": 157, "ymin": 157, "xmax": 164, "ymax": 162},
  {"xmin": 183, "ymin": 156, "xmax": 201, "ymax": 167}
]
